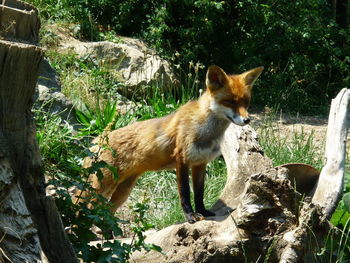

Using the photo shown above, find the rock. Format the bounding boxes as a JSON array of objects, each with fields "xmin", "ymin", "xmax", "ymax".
[
  {"xmin": 34, "ymin": 58, "xmax": 76, "ymax": 124},
  {"xmin": 34, "ymin": 57, "xmax": 139, "ymax": 127},
  {"xmin": 34, "ymin": 28, "xmax": 174, "ymax": 126},
  {"xmin": 59, "ymin": 34, "xmax": 178, "ymax": 98}
]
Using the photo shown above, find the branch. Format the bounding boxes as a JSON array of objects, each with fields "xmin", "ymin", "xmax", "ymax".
[{"xmin": 312, "ymin": 88, "xmax": 350, "ymax": 218}]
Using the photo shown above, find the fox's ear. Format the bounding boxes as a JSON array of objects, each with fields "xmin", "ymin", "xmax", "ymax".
[
  {"xmin": 240, "ymin": 66, "xmax": 264, "ymax": 87},
  {"xmin": 206, "ymin": 65, "xmax": 228, "ymax": 91}
]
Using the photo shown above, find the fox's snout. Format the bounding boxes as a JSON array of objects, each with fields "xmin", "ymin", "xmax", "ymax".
[
  {"xmin": 226, "ymin": 105, "xmax": 251, "ymax": 126},
  {"xmin": 229, "ymin": 113, "xmax": 251, "ymax": 126}
]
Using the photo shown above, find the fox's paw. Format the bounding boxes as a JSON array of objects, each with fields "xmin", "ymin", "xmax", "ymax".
[
  {"xmin": 185, "ymin": 212, "xmax": 205, "ymax": 223},
  {"xmin": 197, "ymin": 209, "xmax": 215, "ymax": 217}
]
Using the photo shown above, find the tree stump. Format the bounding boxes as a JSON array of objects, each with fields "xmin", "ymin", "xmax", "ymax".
[
  {"xmin": 0, "ymin": 1, "xmax": 78, "ymax": 262},
  {"xmin": 131, "ymin": 88, "xmax": 349, "ymax": 263}
]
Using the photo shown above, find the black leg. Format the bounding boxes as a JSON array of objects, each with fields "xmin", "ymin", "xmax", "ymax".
[
  {"xmin": 192, "ymin": 164, "xmax": 215, "ymax": 217},
  {"xmin": 176, "ymin": 157, "xmax": 204, "ymax": 223}
]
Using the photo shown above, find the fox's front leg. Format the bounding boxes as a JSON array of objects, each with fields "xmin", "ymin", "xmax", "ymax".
[
  {"xmin": 175, "ymin": 157, "xmax": 204, "ymax": 223},
  {"xmin": 192, "ymin": 164, "xmax": 215, "ymax": 217}
]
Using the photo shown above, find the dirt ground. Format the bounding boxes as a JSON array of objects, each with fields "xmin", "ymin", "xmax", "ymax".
[{"xmin": 251, "ymin": 111, "xmax": 329, "ymax": 152}]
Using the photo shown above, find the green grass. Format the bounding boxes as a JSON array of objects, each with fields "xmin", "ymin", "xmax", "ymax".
[
  {"xmin": 128, "ymin": 158, "xmax": 227, "ymax": 229},
  {"xmin": 257, "ymin": 116, "xmax": 324, "ymax": 170}
]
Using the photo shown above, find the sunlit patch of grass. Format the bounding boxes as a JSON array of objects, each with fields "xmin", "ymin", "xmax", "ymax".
[{"xmin": 257, "ymin": 117, "xmax": 324, "ymax": 170}]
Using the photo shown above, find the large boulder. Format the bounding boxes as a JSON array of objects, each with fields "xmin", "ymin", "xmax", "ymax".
[
  {"xmin": 58, "ymin": 31, "xmax": 178, "ymax": 98},
  {"xmin": 34, "ymin": 58, "xmax": 76, "ymax": 124},
  {"xmin": 33, "ymin": 27, "xmax": 178, "ymax": 125}
]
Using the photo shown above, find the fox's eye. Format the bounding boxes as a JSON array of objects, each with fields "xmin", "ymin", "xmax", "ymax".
[
  {"xmin": 243, "ymin": 98, "xmax": 250, "ymax": 107},
  {"xmin": 225, "ymin": 100, "xmax": 235, "ymax": 106}
]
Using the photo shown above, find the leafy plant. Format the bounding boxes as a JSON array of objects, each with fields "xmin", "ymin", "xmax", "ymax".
[
  {"xmin": 75, "ymin": 99, "xmax": 117, "ymax": 136},
  {"xmin": 25, "ymin": 0, "xmax": 75, "ymax": 22},
  {"xmin": 45, "ymin": 51, "xmax": 124, "ymax": 107},
  {"xmin": 141, "ymin": 0, "xmax": 350, "ymax": 114},
  {"xmin": 343, "ymin": 193, "xmax": 350, "ymax": 213},
  {"xmin": 129, "ymin": 201, "xmax": 162, "ymax": 253},
  {"xmin": 34, "ymin": 107, "xmax": 161, "ymax": 262},
  {"xmin": 35, "ymin": 105, "xmax": 76, "ymax": 163},
  {"xmin": 317, "ymin": 216, "xmax": 350, "ymax": 262},
  {"xmin": 54, "ymin": 158, "xmax": 161, "ymax": 263}
]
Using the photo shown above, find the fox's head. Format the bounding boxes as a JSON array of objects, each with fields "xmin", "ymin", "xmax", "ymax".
[{"xmin": 205, "ymin": 65, "xmax": 263, "ymax": 126}]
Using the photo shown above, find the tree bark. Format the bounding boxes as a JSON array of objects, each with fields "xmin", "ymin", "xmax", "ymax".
[
  {"xmin": 0, "ymin": 1, "xmax": 78, "ymax": 262},
  {"xmin": 0, "ymin": 38, "xmax": 44, "ymax": 263},
  {"xmin": 130, "ymin": 89, "xmax": 349, "ymax": 263},
  {"xmin": 312, "ymin": 88, "xmax": 350, "ymax": 218},
  {"xmin": 0, "ymin": 0, "xmax": 40, "ymax": 43}
]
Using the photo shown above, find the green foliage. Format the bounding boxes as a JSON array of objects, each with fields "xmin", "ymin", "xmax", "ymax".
[
  {"xmin": 129, "ymin": 202, "xmax": 162, "ymax": 253},
  {"xmin": 26, "ymin": 0, "xmax": 74, "ymax": 22},
  {"xmin": 35, "ymin": 105, "xmax": 76, "ymax": 164},
  {"xmin": 46, "ymin": 51, "xmax": 123, "ymax": 103},
  {"xmin": 64, "ymin": 0, "xmax": 158, "ymax": 40},
  {"xmin": 331, "ymin": 167, "xmax": 350, "ymax": 230},
  {"xmin": 29, "ymin": 0, "xmax": 350, "ymax": 114},
  {"xmin": 142, "ymin": 0, "xmax": 350, "ymax": 114},
  {"xmin": 75, "ymin": 99, "xmax": 117, "ymax": 136},
  {"xmin": 343, "ymin": 193, "xmax": 350, "ymax": 213},
  {"xmin": 317, "ymin": 217, "xmax": 350, "ymax": 262},
  {"xmin": 34, "ymin": 107, "xmax": 161, "ymax": 262}
]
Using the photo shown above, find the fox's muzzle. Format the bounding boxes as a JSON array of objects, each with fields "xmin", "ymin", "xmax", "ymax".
[{"xmin": 227, "ymin": 114, "xmax": 251, "ymax": 126}]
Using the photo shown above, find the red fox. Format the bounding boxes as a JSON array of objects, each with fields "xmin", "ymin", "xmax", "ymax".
[{"xmin": 82, "ymin": 65, "xmax": 263, "ymax": 223}]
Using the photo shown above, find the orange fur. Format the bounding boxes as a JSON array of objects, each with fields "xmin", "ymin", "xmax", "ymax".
[{"xmin": 80, "ymin": 65, "xmax": 263, "ymax": 223}]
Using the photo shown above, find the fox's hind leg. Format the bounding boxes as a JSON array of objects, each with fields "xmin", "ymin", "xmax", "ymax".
[{"xmin": 109, "ymin": 174, "xmax": 140, "ymax": 214}]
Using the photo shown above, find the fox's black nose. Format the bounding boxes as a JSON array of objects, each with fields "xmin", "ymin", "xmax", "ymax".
[{"xmin": 243, "ymin": 117, "xmax": 250, "ymax": 124}]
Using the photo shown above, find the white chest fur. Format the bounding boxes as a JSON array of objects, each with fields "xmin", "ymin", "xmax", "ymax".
[
  {"xmin": 187, "ymin": 114, "xmax": 229, "ymax": 165},
  {"xmin": 188, "ymin": 138, "xmax": 222, "ymax": 165}
]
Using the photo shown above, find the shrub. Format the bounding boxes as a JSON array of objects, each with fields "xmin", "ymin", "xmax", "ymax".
[
  {"xmin": 27, "ymin": 0, "xmax": 350, "ymax": 114},
  {"xmin": 39, "ymin": 0, "xmax": 347, "ymax": 114},
  {"xmin": 34, "ymin": 107, "xmax": 161, "ymax": 262},
  {"xmin": 142, "ymin": 0, "xmax": 350, "ymax": 114}
]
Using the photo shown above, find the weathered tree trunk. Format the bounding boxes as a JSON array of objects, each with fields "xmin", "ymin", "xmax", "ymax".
[
  {"xmin": 0, "ymin": 1, "xmax": 78, "ymax": 262},
  {"xmin": 312, "ymin": 88, "xmax": 350, "ymax": 217},
  {"xmin": 131, "ymin": 88, "xmax": 349, "ymax": 263},
  {"xmin": 0, "ymin": 39, "xmax": 43, "ymax": 263}
]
